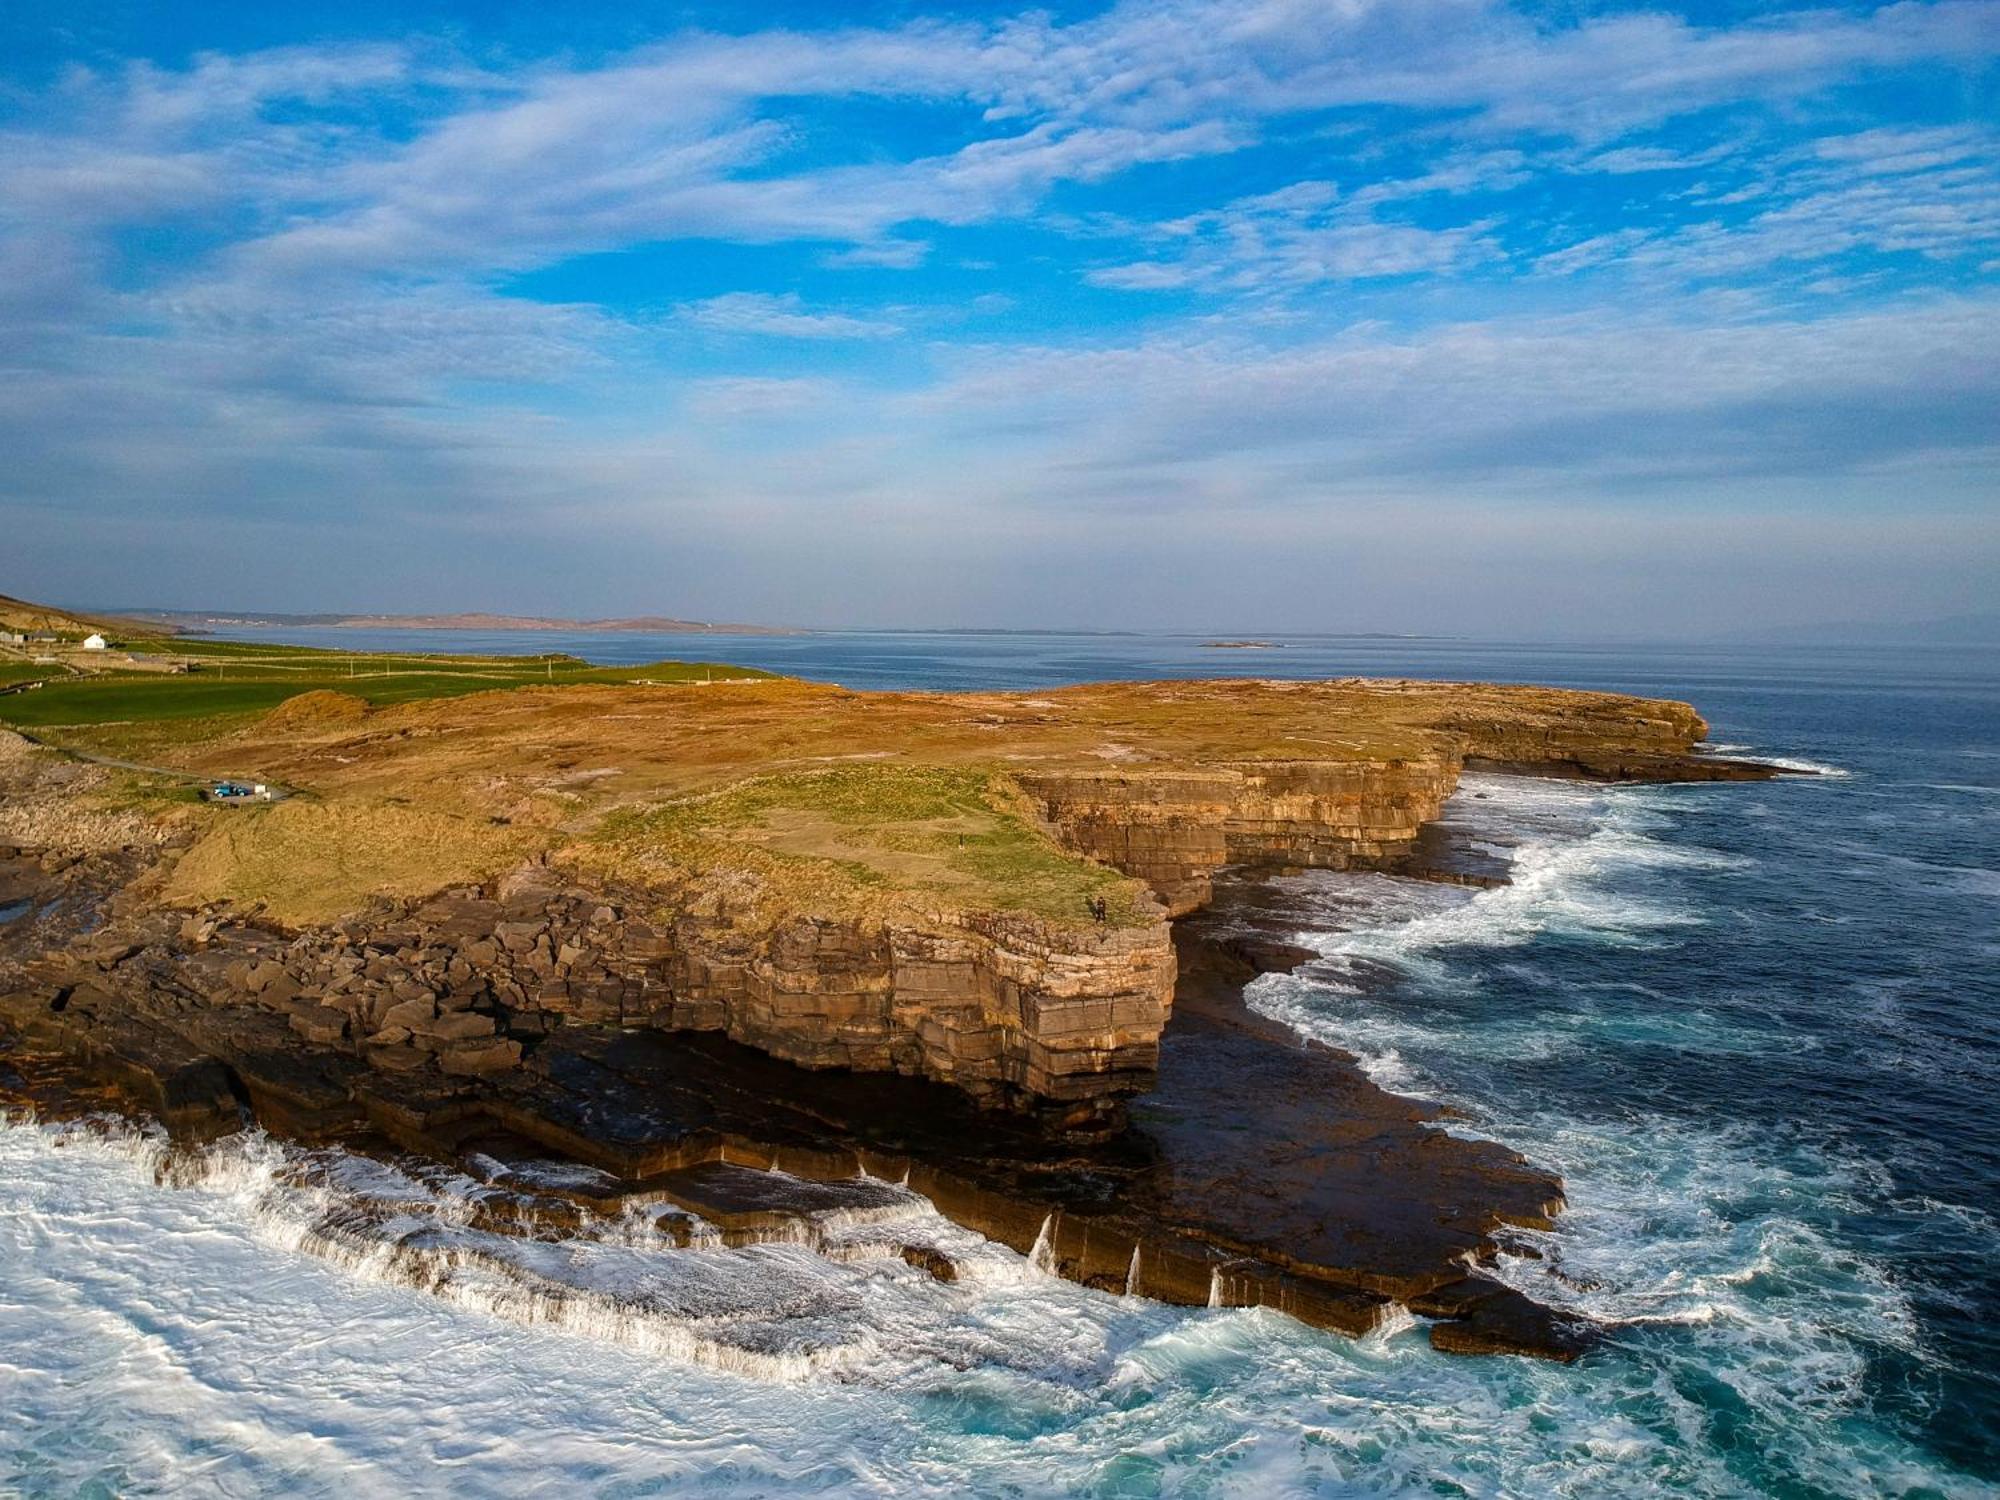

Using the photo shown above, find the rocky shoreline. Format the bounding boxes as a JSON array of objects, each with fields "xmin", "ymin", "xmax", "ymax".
[
  {"xmin": 0, "ymin": 676, "xmax": 1793, "ymax": 1362},
  {"xmin": 0, "ymin": 850, "xmax": 1593, "ymax": 1359}
]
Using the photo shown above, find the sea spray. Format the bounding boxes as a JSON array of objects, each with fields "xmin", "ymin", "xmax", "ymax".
[
  {"xmin": 0, "ymin": 1112, "xmax": 1059, "ymax": 1385},
  {"xmin": 1028, "ymin": 1213, "xmax": 1058, "ymax": 1276},
  {"xmin": 20, "ymin": 629, "xmax": 1974, "ymax": 1492}
]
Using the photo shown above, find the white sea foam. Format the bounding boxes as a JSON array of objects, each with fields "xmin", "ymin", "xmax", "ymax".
[
  {"xmin": 3, "ymin": 1102, "xmax": 1988, "ymax": 1497},
  {"xmin": 1247, "ymin": 780, "xmax": 1745, "ymax": 1076},
  {"xmin": 1227, "ymin": 769, "xmax": 2000, "ymax": 1498},
  {"xmin": 1751, "ymin": 754, "xmax": 1854, "ymax": 778},
  {"xmin": 0, "ymin": 758, "xmax": 1984, "ymax": 1495},
  {"xmin": 1248, "ymin": 780, "xmax": 1768, "ymax": 1088}
]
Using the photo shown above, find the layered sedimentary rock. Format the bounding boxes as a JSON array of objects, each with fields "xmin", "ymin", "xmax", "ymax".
[
  {"xmin": 1020, "ymin": 755, "xmax": 1460, "ymax": 915},
  {"xmin": 154, "ymin": 865, "xmax": 1174, "ymax": 1121},
  {"xmin": 0, "ymin": 855, "xmax": 1595, "ymax": 1359},
  {"xmin": 3, "ymin": 677, "xmax": 1778, "ymax": 1117},
  {"xmin": 0, "ymin": 674, "xmax": 1792, "ymax": 1360}
]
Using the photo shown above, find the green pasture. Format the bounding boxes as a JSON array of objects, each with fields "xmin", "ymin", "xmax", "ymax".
[{"xmin": 0, "ymin": 638, "xmax": 776, "ymax": 739}]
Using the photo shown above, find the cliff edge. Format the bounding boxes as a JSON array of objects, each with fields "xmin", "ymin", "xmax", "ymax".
[{"xmin": 6, "ymin": 674, "xmax": 1768, "ymax": 1118}]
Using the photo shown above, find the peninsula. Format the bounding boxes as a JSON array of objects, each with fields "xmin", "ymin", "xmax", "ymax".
[{"xmin": 0, "ymin": 597, "xmax": 1787, "ymax": 1362}]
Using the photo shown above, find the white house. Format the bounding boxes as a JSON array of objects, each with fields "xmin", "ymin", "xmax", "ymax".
[{"xmin": 81, "ymin": 633, "xmax": 108, "ymax": 650}]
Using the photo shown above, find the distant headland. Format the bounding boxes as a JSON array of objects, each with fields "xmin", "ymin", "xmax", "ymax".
[{"xmin": 108, "ymin": 608, "xmax": 802, "ymax": 637}]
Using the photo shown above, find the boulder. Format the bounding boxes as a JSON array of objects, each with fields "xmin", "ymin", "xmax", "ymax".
[
  {"xmin": 424, "ymin": 1009, "xmax": 496, "ymax": 1042},
  {"xmin": 437, "ymin": 1037, "xmax": 522, "ymax": 1076},
  {"xmin": 378, "ymin": 997, "xmax": 436, "ymax": 1033}
]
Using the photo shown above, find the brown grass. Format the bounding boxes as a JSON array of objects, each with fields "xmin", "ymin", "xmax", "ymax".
[
  {"xmin": 260, "ymin": 689, "xmax": 371, "ymax": 732},
  {"xmin": 158, "ymin": 798, "xmax": 534, "ymax": 926},
  {"xmin": 86, "ymin": 671, "xmax": 1703, "ymax": 930}
]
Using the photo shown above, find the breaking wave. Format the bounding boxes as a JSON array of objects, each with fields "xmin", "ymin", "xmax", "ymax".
[
  {"xmin": 1247, "ymin": 777, "xmax": 1750, "ymax": 1073},
  {"xmin": 5, "ymin": 642, "xmax": 1996, "ymax": 1495},
  {"xmin": 5, "ymin": 1106, "xmax": 1985, "ymax": 1498}
]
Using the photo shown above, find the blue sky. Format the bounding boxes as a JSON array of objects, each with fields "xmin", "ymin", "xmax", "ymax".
[{"xmin": 1, "ymin": 0, "xmax": 1995, "ymax": 633}]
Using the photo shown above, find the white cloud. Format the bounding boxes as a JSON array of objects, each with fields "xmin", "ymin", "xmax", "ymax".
[
  {"xmin": 1534, "ymin": 123, "xmax": 2000, "ymax": 284},
  {"xmin": 820, "ymin": 240, "xmax": 932, "ymax": 269},
  {"xmin": 1091, "ymin": 178, "xmax": 1499, "ymax": 293},
  {"xmin": 678, "ymin": 292, "xmax": 902, "ymax": 339},
  {"xmin": 2, "ymin": 0, "xmax": 1996, "ymax": 631},
  {"xmin": 903, "ymin": 294, "xmax": 2000, "ymax": 500}
]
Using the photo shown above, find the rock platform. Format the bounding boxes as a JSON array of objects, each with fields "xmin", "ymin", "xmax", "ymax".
[
  {"xmin": 0, "ymin": 848, "xmax": 1595, "ymax": 1359},
  {"xmin": 0, "ymin": 674, "xmax": 1800, "ymax": 1361}
]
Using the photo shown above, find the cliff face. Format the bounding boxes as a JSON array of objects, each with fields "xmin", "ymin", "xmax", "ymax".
[
  {"xmin": 0, "ymin": 860, "xmax": 1595, "ymax": 1358},
  {"xmin": 1432, "ymin": 694, "xmax": 1754, "ymax": 780},
  {"xmin": 0, "ymin": 677, "xmax": 1785, "ymax": 1358},
  {"xmin": 1012, "ymin": 692, "xmax": 1725, "ymax": 917},
  {"xmin": 138, "ymin": 861, "xmax": 1174, "ymax": 1128},
  {"xmin": 7, "ymin": 676, "xmax": 1774, "ymax": 1116},
  {"xmin": 1021, "ymin": 755, "xmax": 1461, "ymax": 916}
]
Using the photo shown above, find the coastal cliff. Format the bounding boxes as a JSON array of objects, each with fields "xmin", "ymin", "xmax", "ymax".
[
  {"xmin": 3, "ymin": 675, "xmax": 1767, "ymax": 1114},
  {"xmin": 1020, "ymin": 756, "xmax": 1460, "ymax": 915},
  {"xmin": 1, "ymin": 665, "xmax": 1790, "ymax": 1358}
]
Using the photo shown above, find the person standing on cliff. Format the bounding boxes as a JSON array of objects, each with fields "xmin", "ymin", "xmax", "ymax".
[{"xmin": 1088, "ymin": 895, "xmax": 1107, "ymax": 923}]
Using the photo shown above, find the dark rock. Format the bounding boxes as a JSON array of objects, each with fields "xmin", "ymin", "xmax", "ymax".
[
  {"xmin": 1415, "ymin": 1276, "xmax": 1601, "ymax": 1362},
  {"xmin": 289, "ymin": 1010, "xmax": 348, "ymax": 1045},
  {"xmin": 437, "ymin": 1037, "xmax": 522, "ymax": 1076},
  {"xmin": 900, "ymin": 1244, "xmax": 959, "ymax": 1282},
  {"xmin": 364, "ymin": 1043, "xmax": 429, "ymax": 1073}
]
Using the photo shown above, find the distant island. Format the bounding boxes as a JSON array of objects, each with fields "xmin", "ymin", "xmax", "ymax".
[
  {"xmin": 109, "ymin": 608, "xmax": 801, "ymax": 637},
  {"xmin": 1201, "ymin": 640, "xmax": 1280, "ymax": 649}
]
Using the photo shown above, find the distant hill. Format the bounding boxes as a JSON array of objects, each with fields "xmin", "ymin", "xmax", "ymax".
[
  {"xmin": 112, "ymin": 608, "xmax": 801, "ymax": 637},
  {"xmin": 0, "ymin": 591, "xmax": 174, "ymax": 639}
]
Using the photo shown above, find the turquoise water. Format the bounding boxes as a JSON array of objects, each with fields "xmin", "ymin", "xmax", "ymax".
[{"xmin": 3, "ymin": 634, "xmax": 1995, "ymax": 1496}]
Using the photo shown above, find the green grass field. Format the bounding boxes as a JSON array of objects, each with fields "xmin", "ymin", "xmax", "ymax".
[{"xmin": 0, "ymin": 637, "xmax": 777, "ymax": 748}]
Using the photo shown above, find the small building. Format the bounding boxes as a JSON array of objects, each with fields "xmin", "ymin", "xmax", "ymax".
[{"xmin": 81, "ymin": 633, "xmax": 108, "ymax": 650}]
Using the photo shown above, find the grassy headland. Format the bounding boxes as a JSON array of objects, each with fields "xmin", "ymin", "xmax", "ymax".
[{"xmin": 1, "ymin": 601, "xmax": 1711, "ymax": 933}]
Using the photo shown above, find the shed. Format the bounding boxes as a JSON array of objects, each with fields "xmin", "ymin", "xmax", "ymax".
[{"xmin": 81, "ymin": 634, "xmax": 108, "ymax": 650}]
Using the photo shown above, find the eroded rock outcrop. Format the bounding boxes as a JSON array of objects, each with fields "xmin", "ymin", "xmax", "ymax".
[
  {"xmin": 7, "ymin": 858, "xmax": 1172, "ymax": 1128},
  {"xmin": 0, "ymin": 672, "xmax": 1796, "ymax": 1361},
  {"xmin": 1021, "ymin": 755, "xmax": 1460, "ymax": 915},
  {"xmin": 3, "ymin": 679, "xmax": 1781, "ymax": 1118},
  {"xmin": 0, "ymin": 867, "xmax": 1598, "ymax": 1360}
]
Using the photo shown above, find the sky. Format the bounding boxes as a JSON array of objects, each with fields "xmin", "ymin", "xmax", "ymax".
[{"xmin": 0, "ymin": 0, "xmax": 1995, "ymax": 635}]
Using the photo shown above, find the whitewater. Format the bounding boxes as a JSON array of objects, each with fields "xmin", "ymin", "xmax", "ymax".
[{"xmin": 4, "ymin": 634, "xmax": 1996, "ymax": 1496}]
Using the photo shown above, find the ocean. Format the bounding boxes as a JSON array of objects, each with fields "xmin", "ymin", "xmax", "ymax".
[{"xmin": 3, "ymin": 631, "xmax": 1995, "ymax": 1497}]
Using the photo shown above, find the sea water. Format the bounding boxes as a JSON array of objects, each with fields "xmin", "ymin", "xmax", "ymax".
[{"xmin": 3, "ymin": 635, "xmax": 1995, "ymax": 1496}]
